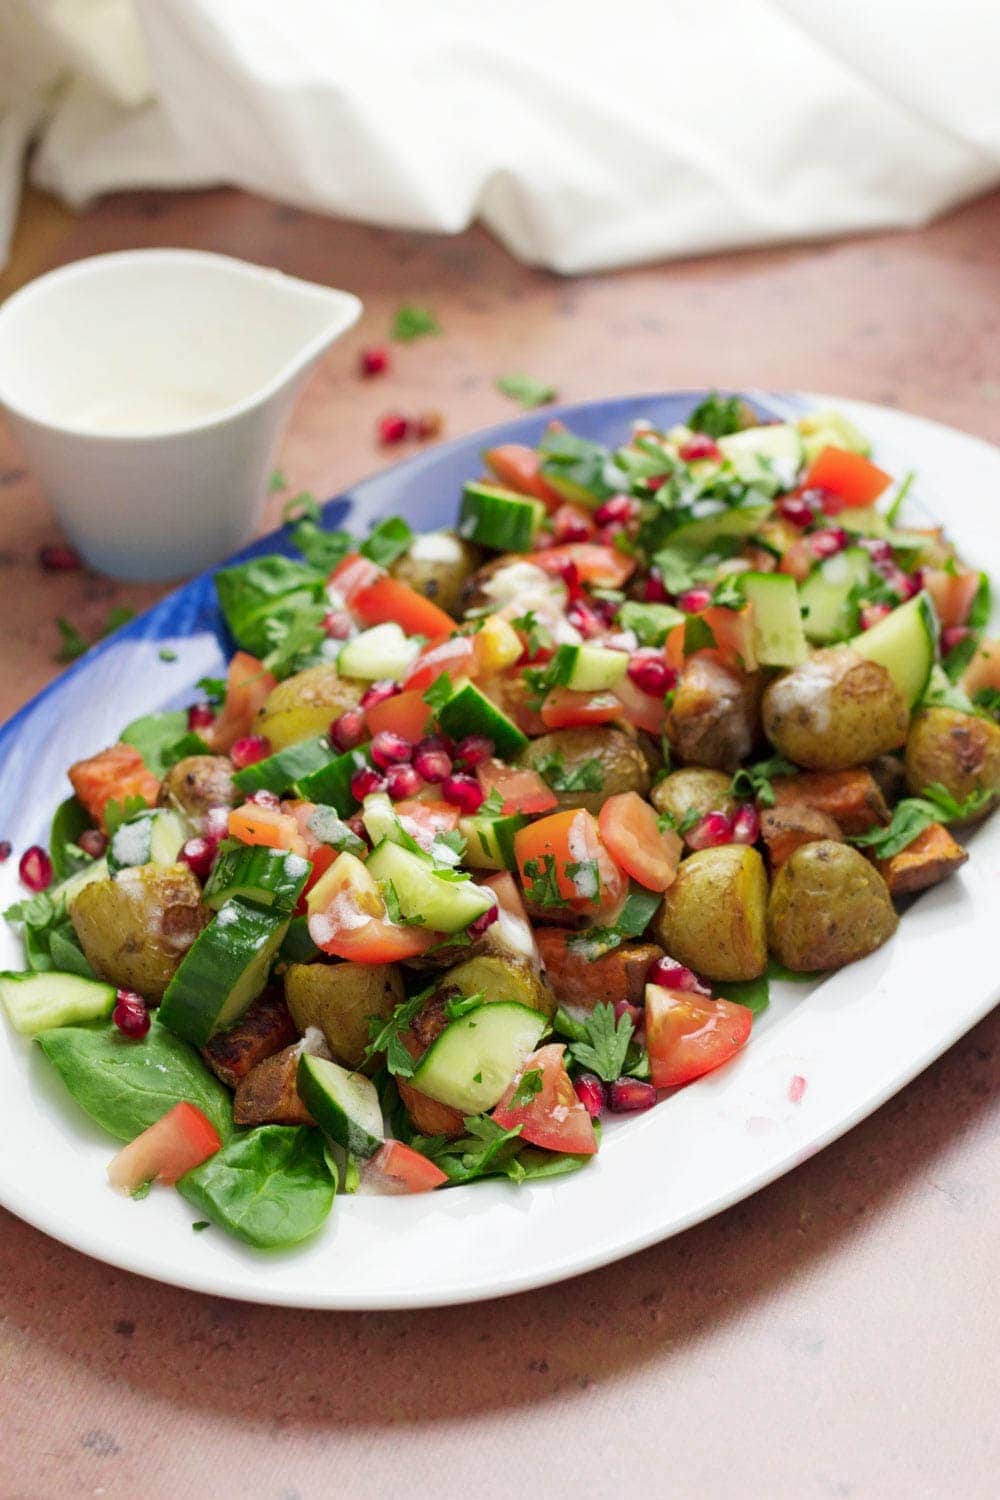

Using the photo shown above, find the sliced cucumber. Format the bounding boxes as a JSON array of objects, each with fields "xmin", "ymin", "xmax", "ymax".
[
  {"xmin": 459, "ymin": 812, "xmax": 528, "ymax": 870},
  {"xmin": 796, "ymin": 408, "xmax": 871, "ymax": 464},
  {"xmin": 364, "ymin": 840, "xmax": 493, "ymax": 932},
  {"xmin": 459, "ymin": 481, "xmax": 546, "ymax": 551},
  {"xmin": 106, "ymin": 808, "xmax": 186, "ymax": 874},
  {"xmin": 436, "ymin": 682, "xmax": 528, "ymax": 760},
  {"xmin": 616, "ymin": 600, "xmax": 685, "ymax": 646},
  {"xmin": 798, "ymin": 547, "xmax": 870, "ymax": 644},
  {"xmin": 296, "ymin": 1054, "xmax": 384, "ymax": 1157},
  {"xmin": 409, "ymin": 1001, "xmax": 549, "ymax": 1113},
  {"xmin": 852, "ymin": 591, "xmax": 938, "ymax": 706},
  {"xmin": 718, "ymin": 423, "xmax": 803, "ymax": 488},
  {"xmin": 664, "ymin": 503, "xmax": 773, "ymax": 555},
  {"xmin": 740, "ymin": 573, "xmax": 808, "ymax": 667},
  {"xmin": 337, "ymin": 623, "xmax": 421, "ymax": 682},
  {"xmin": 0, "ymin": 970, "xmax": 115, "ymax": 1036},
  {"xmin": 360, "ymin": 792, "xmax": 408, "ymax": 849},
  {"xmin": 296, "ymin": 744, "xmax": 373, "ymax": 814},
  {"xmin": 53, "ymin": 855, "xmax": 109, "ymax": 907},
  {"xmin": 203, "ymin": 842, "xmax": 311, "ymax": 913},
  {"xmin": 550, "ymin": 642, "xmax": 627, "ymax": 692},
  {"xmin": 232, "ymin": 734, "xmax": 334, "ymax": 796},
  {"xmin": 277, "ymin": 914, "xmax": 320, "ymax": 964},
  {"xmin": 159, "ymin": 898, "xmax": 289, "ymax": 1046}
]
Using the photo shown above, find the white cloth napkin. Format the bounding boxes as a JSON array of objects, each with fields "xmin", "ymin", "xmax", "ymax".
[{"xmin": 3, "ymin": 0, "xmax": 999, "ymax": 275}]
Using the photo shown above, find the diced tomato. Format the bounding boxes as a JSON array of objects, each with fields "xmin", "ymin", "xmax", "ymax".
[
  {"xmin": 229, "ymin": 802, "xmax": 308, "ymax": 855},
  {"xmin": 480, "ymin": 869, "xmax": 531, "ymax": 924},
  {"xmin": 204, "ymin": 651, "xmax": 277, "ymax": 753},
  {"xmin": 282, "ymin": 804, "xmax": 340, "ymax": 909},
  {"xmin": 328, "ymin": 551, "xmax": 383, "ymax": 603},
  {"xmin": 483, "ymin": 443, "xmax": 563, "ymax": 506},
  {"xmin": 365, "ymin": 687, "xmax": 432, "ymax": 742},
  {"xmin": 514, "ymin": 808, "xmax": 626, "ymax": 918},
  {"xmin": 921, "ymin": 567, "xmax": 982, "ymax": 629},
  {"xmin": 68, "ymin": 742, "xmax": 160, "ymax": 832},
  {"xmin": 107, "ymin": 1102, "xmax": 221, "ymax": 1194},
  {"xmin": 533, "ymin": 543, "xmax": 636, "ymax": 589},
  {"xmin": 800, "ymin": 447, "xmax": 892, "ymax": 510},
  {"xmin": 540, "ymin": 687, "xmax": 622, "ymax": 729},
  {"xmin": 362, "ymin": 1140, "xmax": 449, "ymax": 1194},
  {"xmin": 351, "ymin": 575, "xmax": 456, "ymax": 639},
  {"xmin": 612, "ymin": 674, "xmax": 667, "ymax": 734},
  {"xmin": 493, "ymin": 1043, "xmax": 598, "ymax": 1155},
  {"xmin": 476, "ymin": 758, "xmax": 558, "ymax": 816},
  {"xmin": 394, "ymin": 797, "xmax": 461, "ymax": 852},
  {"xmin": 663, "ymin": 607, "xmax": 756, "ymax": 671},
  {"xmin": 478, "ymin": 868, "xmax": 541, "ymax": 968},
  {"xmin": 961, "ymin": 637, "xmax": 1000, "ymax": 697},
  {"xmin": 306, "ymin": 851, "xmax": 436, "ymax": 962},
  {"xmin": 645, "ymin": 985, "xmax": 753, "ymax": 1089},
  {"xmin": 598, "ymin": 792, "xmax": 682, "ymax": 892},
  {"xmin": 550, "ymin": 502, "xmax": 597, "ymax": 541},
  {"xmin": 404, "ymin": 634, "xmax": 475, "ymax": 693}
]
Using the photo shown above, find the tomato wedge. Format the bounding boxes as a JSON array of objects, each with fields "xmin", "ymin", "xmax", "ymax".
[
  {"xmin": 800, "ymin": 446, "xmax": 892, "ymax": 509},
  {"xmin": 493, "ymin": 1043, "xmax": 598, "ymax": 1155},
  {"xmin": 533, "ymin": 543, "xmax": 636, "ymax": 588},
  {"xmin": 612, "ymin": 674, "xmax": 667, "ymax": 734},
  {"xmin": 598, "ymin": 792, "xmax": 682, "ymax": 892},
  {"xmin": 476, "ymin": 758, "xmax": 558, "ymax": 816},
  {"xmin": 540, "ymin": 687, "xmax": 622, "ymax": 729},
  {"xmin": 306, "ymin": 851, "xmax": 436, "ymax": 962},
  {"xmin": 351, "ymin": 575, "xmax": 456, "ymax": 638},
  {"xmin": 645, "ymin": 984, "xmax": 753, "ymax": 1089},
  {"xmin": 229, "ymin": 802, "xmax": 308, "ymax": 855},
  {"xmin": 393, "ymin": 797, "xmax": 461, "ymax": 851},
  {"xmin": 479, "ymin": 869, "xmax": 542, "ymax": 968},
  {"xmin": 483, "ymin": 443, "xmax": 563, "ymax": 506},
  {"xmin": 362, "ymin": 1140, "xmax": 449, "ymax": 1194},
  {"xmin": 203, "ymin": 651, "xmax": 277, "ymax": 754},
  {"xmin": 364, "ymin": 686, "xmax": 433, "ymax": 742},
  {"xmin": 514, "ymin": 808, "xmax": 626, "ymax": 918},
  {"xmin": 404, "ymin": 634, "xmax": 475, "ymax": 693},
  {"xmin": 107, "ymin": 1102, "xmax": 221, "ymax": 1193},
  {"xmin": 921, "ymin": 567, "xmax": 982, "ymax": 629},
  {"xmin": 328, "ymin": 551, "xmax": 383, "ymax": 604},
  {"xmin": 550, "ymin": 502, "xmax": 597, "ymax": 541}
]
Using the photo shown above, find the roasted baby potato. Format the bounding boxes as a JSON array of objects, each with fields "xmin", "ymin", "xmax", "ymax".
[
  {"xmin": 432, "ymin": 954, "xmax": 556, "ymax": 1018},
  {"xmin": 650, "ymin": 767, "xmax": 735, "ymax": 828},
  {"xmin": 535, "ymin": 929, "xmax": 661, "ymax": 1010},
  {"xmin": 767, "ymin": 840, "xmax": 898, "ymax": 971},
  {"xmin": 519, "ymin": 727, "xmax": 651, "ymax": 815},
  {"xmin": 653, "ymin": 844, "xmax": 768, "ymax": 981},
  {"xmin": 284, "ymin": 961, "xmax": 404, "ymax": 1070},
  {"xmin": 666, "ymin": 653, "xmax": 762, "ymax": 772},
  {"xmin": 158, "ymin": 755, "xmax": 237, "ymax": 831},
  {"xmin": 254, "ymin": 663, "xmax": 366, "ymax": 751},
  {"xmin": 68, "ymin": 863, "xmax": 208, "ymax": 1001},
  {"xmin": 873, "ymin": 821, "xmax": 968, "ymax": 897},
  {"xmin": 762, "ymin": 646, "xmax": 909, "ymax": 771},
  {"xmin": 201, "ymin": 989, "xmax": 299, "ymax": 1088},
  {"xmin": 904, "ymin": 707, "xmax": 1000, "ymax": 808},
  {"xmin": 390, "ymin": 531, "xmax": 482, "ymax": 616},
  {"xmin": 233, "ymin": 1043, "xmax": 314, "ymax": 1127}
]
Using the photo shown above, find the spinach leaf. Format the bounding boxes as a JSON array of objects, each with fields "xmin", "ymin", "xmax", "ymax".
[
  {"xmin": 176, "ymin": 1126, "xmax": 336, "ymax": 1249},
  {"xmin": 717, "ymin": 973, "xmax": 770, "ymax": 1017},
  {"xmin": 566, "ymin": 885, "xmax": 661, "ymax": 960},
  {"xmin": 120, "ymin": 710, "xmax": 189, "ymax": 776},
  {"xmin": 496, "ymin": 373, "xmax": 557, "ymax": 410},
  {"xmin": 37, "ymin": 1019, "xmax": 234, "ymax": 1143},
  {"xmin": 49, "ymin": 796, "xmax": 94, "ymax": 881},
  {"xmin": 360, "ymin": 517, "xmax": 413, "ymax": 567},
  {"xmin": 47, "ymin": 926, "xmax": 97, "ymax": 979},
  {"xmin": 214, "ymin": 555, "xmax": 325, "ymax": 654},
  {"xmin": 851, "ymin": 782, "xmax": 991, "ymax": 860}
]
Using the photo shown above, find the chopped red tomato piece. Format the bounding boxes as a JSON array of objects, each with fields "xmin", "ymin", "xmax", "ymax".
[
  {"xmin": 921, "ymin": 567, "xmax": 981, "ymax": 629},
  {"xmin": 800, "ymin": 447, "xmax": 892, "ymax": 509},
  {"xmin": 107, "ymin": 1102, "xmax": 221, "ymax": 1193},
  {"xmin": 483, "ymin": 443, "xmax": 563, "ymax": 506},
  {"xmin": 514, "ymin": 808, "xmax": 625, "ymax": 918},
  {"xmin": 404, "ymin": 634, "xmax": 475, "ymax": 692},
  {"xmin": 612, "ymin": 674, "xmax": 668, "ymax": 734},
  {"xmin": 476, "ymin": 758, "xmax": 558, "ymax": 816},
  {"xmin": 229, "ymin": 803, "xmax": 308, "ymax": 856},
  {"xmin": 306, "ymin": 851, "xmax": 436, "ymax": 962},
  {"xmin": 663, "ymin": 607, "xmax": 756, "ymax": 672},
  {"xmin": 68, "ymin": 743, "xmax": 160, "ymax": 833},
  {"xmin": 394, "ymin": 797, "xmax": 461, "ymax": 851},
  {"xmin": 493, "ymin": 1043, "xmax": 598, "ymax": 1155},
  {"xmin": 328, "ymin": 551, "xmax": 383, "ymax": 603},
  {"xmin": 533, "ymin": 543, "xmax": 636, "ymax": 589},
  {"xmin": 365, "ymin": 687, "xmax": 432, "ymax": 742},
  {"xmin": 351, "ymin": 575, "xmax": 456, "ymax": 638},
  {"xmin": 362, "ymin": 1140, "xmax": 449, "ymax": 1194},
  {"xmin": 540, "ymin": 687, "xmax": 622, "ymax": 729},
  {"xmin": 204, "ymin": 651, "xmax": 277, "ymax": 753},
  {"xmin": 645, "ymin": 984, "xmax": 753, "ymax": 1088},
  {"xmin": 478, "ymin": 869, "xmax": 542, "ymax": 969},
  {"xmin": 550, "ymin": 502, "xmax": 597, "ymax": 541},
  {"xmin": 961, "ymin": 637, "xmax": 1000, "ymax": 697},
  {"xmin": 598, "ymin": 792, "xmax": 682, "ymax": 892}
]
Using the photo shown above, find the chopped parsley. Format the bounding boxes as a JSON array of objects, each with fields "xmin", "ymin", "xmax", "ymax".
[
  {"xmin": 687, "ymin": 392, "xmax": 754, "ymax": 439},
  {"xmin": 851, "ymin": 782, "xmax": 992, "ymax": 860},
  {"xmin": 534, "ymin": 749, "xmax": 604, "ymax": 793},
  {"xmin": 362, "ymin": 987, "xmax": 434, "ymax": 1077},
  {"xmin": 566, "ymin": 885, "xmax": 661, "ymax": 960},
  {"xmin": 477, "ymin": 787, "xmax": 504, "ymax": 818},
  {"xmin": 392, "ymin": 303, "xmax": 441, "ymax": 342},
  {"xmin": 196, "ymin": 676, "xmax": 227, "ymax": 703},
  {"xmin": 443, "ymin": 991, "xmax": 484, "ymax": 1022},
  {"xmin": 511, "ymin": 610, "xmax": 553, "ymax": 659},
  {"xmin": 568, "ymin": 1002, "xmax": 634, "ymax": 1083},
  {"xmin": 158, "ymin": 647, "xmax": 178, "ymax": 663},
  {"xmin": 730, "ymin": 755, "xmax": 797, "ymax": 807},
  {"xmin": 973, "ymin": 686, "xmax": 1000, "ymax": 721},
  {"xmin": 496, "ymin": 373, "xmax": 558, "ymax": 410},
  {"xmin": 360, "ymin": 517, "xmax": 413, "ymax": 567},
  {"xmin": 522, "ymin": 855, "xmax": 568, "ymax": 909},
  {"xmin": 509, "ymin": 1068, "xmax": 544, "ymax": 1107}
]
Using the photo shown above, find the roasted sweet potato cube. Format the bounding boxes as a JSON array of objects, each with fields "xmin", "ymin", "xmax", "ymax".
[
  {"xmin": 534, "ymin": 930, "xmax": 662, "ymax": 1010},
  {"xmin": 769, "ymin": 768, "xmax": 889, "ymax": 835},
  {"xmin": 233, "ymin": 1044, "xmax": 314, "ymax": 1127},
  {"xmin": 396, "ymin": 1076, "xmax": 466, "ymax": 1139},
  {"xmin": 68, "ymin": 742, "xmax": 160, "ymax": 832},
  {"xmin": 760, "ymin": 803, "xmax": 842, "ymax": 868},
  {"xmin": 201, "ymin": 989, "xmax": 299, "ymax": 1088},
  {"xmin": 874, "ymin": 822, "xmax": 968, "ymax": 897}
]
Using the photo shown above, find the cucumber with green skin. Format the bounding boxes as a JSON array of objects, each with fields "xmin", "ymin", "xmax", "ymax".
[
  {"xmin": 460, "ymin": 812, "xmax": 528, "ymax": 870},
  {"xmin": 232, "ymin": 734, "xmax": 334, "ymax": 796},
  {"xmin": 740, "ymin": 572, "xmax": 808, "ymax": 667},
  {"xmin": 203, "ymin": 842, "xmax": 311, "ymax": 913},
  {"xmin": 159, "ymin": 898, "xmax": 290, "ymax": 1046},
  {"xmin": 364, "ymin": 840, "xmax": 494, "ymax": 932},
  {"xmin": 548, "ymin": 643, "xmax": 627, "ymax": 692},
  {"xmin": 106, "ymin": 808, "xmax": 186, "ymax": 874},
  {"xmin": 436, "ymin": 683, "xmax": 528, "ymax": 760},
  {"xmin": 458, "ymin": 482, "xmax": 546, "ymax": 551},
  {"xmin": 409, "ymin": 1001, "xmax": 549, "ymax": 1113},
  {"xmin": 0, "ymin": 970, "xmax": 115, "ymax": 1036},
  {"xmin": 296, "ymin": 1054, "xmax": 384, "ymax": 1157},
  {"xmin": 296, "ymin": 744, "xmax": 373, "ymax": 815},
  {"xmin": 798, "ymin": 548, "xmax": 870, "ymax": 644},
  {"xmin": 851, "ymin": 591, "xmax": 938, "ymax": 707},
  {"xmin": 663, "ymin": 503, "xmax": 773, "ymax": 555}
]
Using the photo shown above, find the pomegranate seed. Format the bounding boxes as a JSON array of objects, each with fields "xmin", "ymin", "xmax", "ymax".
[
  {"xmin": 359, "ymin": 346, "xmax": 390, "ymax": 377},
  {"xmin": 187, "ymin": 702, "xmax": 216, "ymax": 732},
  {"xmin": 776, "ymin": 496, "xmax": 814, "ymax": 529},
  {"xmin": 553, "ymin": 512, "xmax": 591, "ymax": 544},
  {"xmin": 18, "ymin": 845, "xmax": 52, "ymax": 892},
  {"xmin": 860, "ymin": 537, "xmax": 894, "ymax": 566},
  {"xmin": 0, "ymin": 840, "xmax": 10, "ymax": 863},
  {"xmin": 38, "ymin": 543, "xmax": 83, "ymax": 572},
  {"xmin": 607, "ymin": 1078, "xmax": 657, "ymax": 1113},
  {"xmin": 647, "ymin": 956, "xmax": 712, "ymax": 996},
  {"xmin": 412, "ymin": 743, "xmax": 452, "ymax": 784},
  {"xmin": 179, "ymin": 836, "xmax": 218, "ymax": 882},
  {"xmin": 467, "ymin": 900, "xmax": 500, "ymax": 940},
  {"xmin": 414, "ymin": 410, "xmax": 443, "ymax": 441},
  {"xmin": 567, "ymin": 599, "xmax": 603, "ymax": 639},
  {"xmin": 360, "ymin": 680, "xmax": 401, "ymax": 712},
  {"xmin": 203, "ymin": 806, "xmax": 231, "ymax": 841},
  {"xmin": 594, "ymin": 495, "xmax": 640, "ymax": 526},
  {"xmin": 730, "ymin": 803, "xmax": 760, "ymax": 844},
  {"xmin": 350, "ymin": 765, "xmax": 387, "ymax": 800},
  {"xmin": 113, "ymin": 989, "xmax": 150, "ymax": 1039},
  {"xmin": 627, "ymin": 651, "xmax": 676, "ymax": 698},
  {"xmin": 678, "ymin": 587, "xmax": 712, "ymax": 613},
  {"xmin": 574, "ymin": 1073, "xmax": 606, "ymax": 1118},
  {"xmin": 246, "ymin": 789, "xmax": 280, "ymax": 809},
  {"xmin": 377, "ymin": 412, "xmax": 409, "ymax": 446},
  {"xmin": 860, "ymin": 602, "xmax": 892, "ymax": 631},
  {"xmin": 345, "ymin": 814, "xmax": 371, "ymax": 845},
  {"xmin": 78, "ymin": 828, "xmax": 108, "ymax": 859},
  {"xmin": 613, "ymin": 1000, "xmax": 644, "ymax": 1030},
  {"xmin": 386, "ymin": 764, "xmax": 424, "ymax": 800},
  {"xmin": 230, "ymin": 735, "xmax": 270, "ymax": 770},
  {"xmin": 416, "ymin": 731, "xmax": 455, "ymax": 756},
  {"xmin": 322, "ymin": 609, "xmax": 353, "ymax": 640},
  {"xmin": 646, "ymin": 474, "xmax": 670, "ymax": 491},
  {"xmin": 371, "ymin": 730, "xmax": 412, "ymax": 769},
  {"xmin": 330, "ymin": 707, "xmax": 367, "ymax": 752},
  {"xmin": 454, "ymin": 735, "xmax": 494, "ymax": 768},
  {"xmin": 808, "ymin": 528, "xmax": 848, "ymax": 559},
  {"xmin": 679, "ymin": 436, "xmax": 722, "ymax": 463},
  {"xmin": 890, "ymin": 570, "xmax": 920, "ymax": 600},
  {"xmin": 644, "ymin": 569, "xmax": 668, "ymax": 603},
  {"xmin": 441, "ymin": 774, "xmax": 484, "ymax": 813},
  {"xmin": 807, "ymin": 486, "xmax": 845, "ymax": 517},
  {"xmin": 942, "ymin": 625, "xmax": 972, "ymax": 653},
  {"xmin": 686, "ymin": 810, "xmax": 734, "ymax": 850}
]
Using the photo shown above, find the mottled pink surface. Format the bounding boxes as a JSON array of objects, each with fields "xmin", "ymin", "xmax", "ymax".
[{"xmin": 2, "ymin": 188, "xmax": 1000, "ymax": 1498}]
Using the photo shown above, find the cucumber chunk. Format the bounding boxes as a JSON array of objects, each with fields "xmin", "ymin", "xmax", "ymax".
[
  {"xmin": 718, "ymin": 423, "xmax": 803, "ymax": 487},
  {"xmin": 106, "ymin": 808, "xmax": 186, "ymax": 874},
  {"xmin": 798, "ymin": 547, "xmax": 870, "ymax": 644},
  {"xmin": 203, "ymin": 842, "xmax": 311, "ymax": 913},
  {"xmin": 459, "ymin": 482, "xmax": 545, "ymax": 552},
  {"xmin": 364, "ymin": 840, "xmax": 494, "ymax": 932},
  {"xmin": 409, "ymin": 1001, "xmax": 549, "ymax": 1113},
  {"xmin": 337, "ymin": 623, "xmax": 421, "ymax": 682},
  {"xmin": 159, "ymin": 898, "xmax": 289, "ymax": 1046},
  {"xmin": 741, "ymin": 572, "xmax": 808, "ymax": 667},
  {"xmin": 851, "ymin": 591, "xmax": 938, "ymax": 706},
  {"xmin": 437, "ymin": 682, "xmax": 528, "ymax": 759},
  {"xmin": 459, "ymin": 813, "xmax": 528, "ymax": 870},
  {"xmin": 232, "ymin": 734, "xmax": 334, "ymax": 796},
  {"xmin": 551, "ymin": 643, "xmax": 627, "ymax": 692},
  {"xmin": 0, "ymin": 970, "xmax": 115, "ymax": 1036},
  {"xmin": 52, "ymin": 856, "xmax": 109, "ymax": 907},
  {"xmin": 663, "ymin": 503, "xmax": 773, "ymax": 555},
  {"xmin": 296, "ymin": 1054, "xmax": 384, "ymax": 1157},
  {"xmin": 296, "ymin": 745, "xmax": 373, "ymax": 815}
]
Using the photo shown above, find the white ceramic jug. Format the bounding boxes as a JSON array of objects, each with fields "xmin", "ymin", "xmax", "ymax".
[{"xmin": 0, "ymin": 249, "xmax": 362, "ymax": 580}]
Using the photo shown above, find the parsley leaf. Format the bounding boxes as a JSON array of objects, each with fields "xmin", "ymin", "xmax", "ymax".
[
  {"xmin": 282, "ymin": 491, "xmax": 321, "ymax": 524},
  {"xmin": 851, "ymin": 782, "xmax": 991, "ymax": 859},
  {"xmin": 496, "ymin": 373, "xmax": 557, "ymax": 410},
  {"xmin": 730, "ymin": 755, "xmax": 796, "ymax": 808},
  {"xmin": 510, "ymin": 610, "xmax": 553, "ymax": 659},
  {"xmin": 534, "ymin": 750, "xmax": 604, "ymax": 793},
  {"xmin": 616, "ymin": 600, "xmax": 684, "ymax": 647},
  {"xmin": 510, "ymin": 1068, "xmax": 544, "ymax": 1107},
  {"xmin": 432, "ymin": 827, "xmax": 466, "ymax": 866},
  {"xmin": 288, "ymin": 518, "xmax": 352, "ymax": 572},
  {"xmin": 422, "ymin": 672, "xmax": 454, "ymax": 714},
  {"xmin": 411, "ymin": 1116, "xmax": 524, "ymax": 1184},
  {"xmin": 477, "ymin": 787, "xmax": 504, "ymax": 818},
  {"xmin": 392, "ymin": 303, "xmax": 441, "ymax": 342},
  {"xmin": 973, "ymin": 686, "xmax": 1000, "ymax": 722},
  {"xmin": 651, "ymin": 546, "xmax": 698, "ymax": 597},
  {"xmin": 443, "ymin": 990, "xmax": 485, "ymax": 1022},
  {"xmin": 54, "ymin": 617, "xmax": 89, "ymax": 663},
  {"xmin": 568, "ymin": 1002, "xmax": 633, "ymax": 1083},
  {"xmin": 711, "ymin": 574, "xmax": 745, "ymax": 610},
  {"xmin": 103, "ymin": 795, "xmax": 149, "ymax": 836},
  {"xmin": 522, "ymin": 855, "xmax": 568, "ymax": 909},
  {"xmin": 687, "ymin": 392, "xmax": 755, "ymax": 439},
  {"xmin": 261, "ymin": 599, "xmax": 327, "ymax": 678},
  {"xmin": 197, "ymin": 676, "xmax": 227, "ymax": 703},
  {"xmin": 566, "ymin": 885, "xmax": 661, "ymax": 960},
  {"xmin": 362, "ymin": 986, "xmax": 433, "ymax": 1076},
  {"xmin": 361, "ymin": 517, "xmax": 413, "ymax": 568},
  {"xmin": 268, "ymin": 469, "xmax": 288, "ymax": 493},
  {"xmin": 683, "ymin": 615, "xmax": 717, "ymax": 655}
]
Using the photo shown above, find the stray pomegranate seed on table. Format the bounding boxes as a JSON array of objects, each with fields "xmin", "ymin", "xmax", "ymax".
[
  {"xmin": 38, "ymin": 543, "xmax": 83, "ymax": 572},
  {"xmin": 359, "ymin": 347, "xmax": 390, "ymax": 377},
  {"xmin": 0, "ymin": 840, "xmax": 11, "ymax": 864},
  {"xmin": 377, "ymin": 413, "xmax": 409, "ymax": 446},
  {"xmin": 414, "ymin": 411, "xmax": 444, "ymax": 440}
]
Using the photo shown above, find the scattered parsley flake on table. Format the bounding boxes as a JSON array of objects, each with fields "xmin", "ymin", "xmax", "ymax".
[
  {"xmin": 391, "ymin": 304, "xmax": 441, "ymax": 342},
  {"xmin": 496, "ymin": 373, "xmax": 558, "ymax": 409}
]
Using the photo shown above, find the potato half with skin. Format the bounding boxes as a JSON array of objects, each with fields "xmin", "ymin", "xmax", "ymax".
[
  {"xmin": 767, "ymin": 840, "xmax": 898, "ymax": 972},
  {"xmin": 158, "ymin": 755, "xmax": 237, "ymax": 831},
  {"xmin": 254, "ymin": 663, "xmax": 366, "ymax": 751},
  {"xmin": 390, "ymin": 531, "xmax": 483, "ymax": 617},
  {"xmin": 666, "ymin": 652, "xmax": 762, "ymax": 772},
  {"xmin": 650, "ymin": 767, "xmax": 735, "ymax": 828},
  {"xmin": 284, "ymin": 961, "xmax": 404, "ymax": 1070},
  {"xmin": 519, "ymin": 727, "xmax": 650, "ymax": 816},
  {"xmin": 762, "ymin": 646, "xmax": 908, "ymax": 771},
  {"xmin": 431, "ymin": 954, "xmax": 556, "ymax": 1019},
  {"xmin": 653, "ymin": 844, "xmax": 768, "ymax": 981},
  {"xmin": 69, "ymin": 863, "xmax": 208, "ymax": 1001},
  {"xmin": 904, "ymin": 707, "xmax": 1000, "ymax": 808}
]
